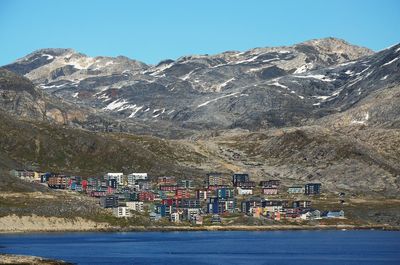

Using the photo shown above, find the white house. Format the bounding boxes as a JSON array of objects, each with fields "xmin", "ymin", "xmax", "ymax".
[
  {"xmin": 324, "ymin": 210, "xmax": 345, "ymax": 219},
  {"xmin": 192, "ymin": 214, "xmax": 203, "ymax": 225},
  {"xmin": 113, "ymin": 206, "xmax": 131, "ymax": 218},
  {"xmin": 127, "ymin": 173, "xmax": 148, "ymax": 187},
  {"xmin": 263, "ymin": 205, "xmax": 283, "ymax": 213},
  {"xmin": 301, "ymin": 210, "xmax": 321, "ymax": 220},
  {"xmin": 237, "ymin": 187, "xmax": 253, "ymax": 195},
  {"xmin": 126, "ymin": 201, "xmax": 144, "ymax": 212},
  {"xmin": 105, "ymin": 173, "xmax": 124, "ymax": 185},
  {"xmin": 170, "ymin": 212, "xmax": 180, "ymax": 223}
]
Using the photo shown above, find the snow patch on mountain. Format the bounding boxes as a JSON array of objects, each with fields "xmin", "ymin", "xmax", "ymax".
[
  {"xmin": 382, "ymin": 57, "xmax": 399, "ymax": 67},
  {"xmin": 347, "ymin": 76, "xmax": 363, "ymax": 87},
  {"xmin": 314, "ymin": 95, "xmax": 330, "ymax": 100},
  {"xmin": 128, "ymin": 105, "xmax": 144, "ymax": 118},
  {"xmin": 40, "ymin": 83, "xmax": 69, "ymax": 89},
  {"xmin": 103, "ymin": 99, "xmax": 129, "ymax": 111},
  {"xmin": 42, "ymin": 54, "xmax": 54, "ymax": 60},
  {"xmin": 148, "ymin": 62, "xmax": 174, "ymax": 76},
  {"xmin": 338, "ymin": 61, "xmax": 356, "ymax": 67},
  {"xmin": 294, "ymin": 63, "xmax": 313, "ymax": 74},
  {"xmin": 197, "ymin": 92, "xmax": 240, "ymax": 108},
  {"xmin": 269, "ymin": 81, "xmax": 288, "ymax": 89},
  {"xmin": 294, "ymin": 74, "xmax": 335, "ymax": 82},
  {"xmin": 180, "ymin": 69, "xmax": 198, "ymax": 81},
  {"xmin": 214, "ymin": 78, "xmax": 235, "ymax": 91},
  {"xmin": 232, "ymin": 55, "xmax": 260, "ymax": 65},
  {"xmin": 153, "ymin": 108, "xmax": 165, "ymax": 118}
]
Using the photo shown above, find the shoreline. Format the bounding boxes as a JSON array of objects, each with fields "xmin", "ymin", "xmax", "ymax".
[
  {"xmin": 1, "ymin": 224, "xmax": 400, "ymax": 234},
  {"xmin": 1, "ymin": 214, "xmax": 399, "ymax": 234},
  {"xmin": 0, "ymin": 254, "xmax": 74, "ymax": 265}
]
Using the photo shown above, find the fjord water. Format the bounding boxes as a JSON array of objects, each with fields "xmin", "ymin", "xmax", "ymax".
[{"xmin": 0, "ymin": 231, "xmax": 399, "ymax": 265}]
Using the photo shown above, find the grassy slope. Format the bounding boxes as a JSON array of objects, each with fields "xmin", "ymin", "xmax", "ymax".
[{"xmin": 0, "ymin": 110, "xmax": 207, "ymax": 177}]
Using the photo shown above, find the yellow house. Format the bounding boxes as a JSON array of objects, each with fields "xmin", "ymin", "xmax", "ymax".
[{"xmin": 34, "ymin": 172, "xmax": 42, "ymax": 182}]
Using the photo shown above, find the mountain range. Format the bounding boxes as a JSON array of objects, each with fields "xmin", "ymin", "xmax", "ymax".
[{"xmin": 1, "ymin": 37, "xmax": 399, "ymax": 195}]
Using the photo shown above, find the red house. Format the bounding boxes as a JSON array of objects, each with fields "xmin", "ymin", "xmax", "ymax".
[
  {"xmin": 263, "ymin": 187, "xmax": 278, "ymax": 195},
  {"xmin": 81, "ymin": 180, "xmax": 88, "ymax": 190},
  {"xmin": 139, "ymin": 191, "xmax": 155, "ymax": 201},
  {"xmin": 175, "ymin": 189, "xmax": 191, "ymax": 199},
  {"xmin": 159, "ymin": 185, "xmax": 179, "ymax": 191},
  {"xmin": 90, "ymin": 191, "xmax": 107, "ymax": 197},
  {"xmin": 157, "ymin": 176, "xmax": 176, "ymax": 185},
  {"xmin": 161, "ymin": 199, "xmax": 184, "ymax": 208}
]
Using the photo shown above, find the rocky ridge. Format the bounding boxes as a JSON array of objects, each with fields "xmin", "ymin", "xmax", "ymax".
[{"xmin": 4, "ymin": 37, "xmax": 387, "ymax": 132}]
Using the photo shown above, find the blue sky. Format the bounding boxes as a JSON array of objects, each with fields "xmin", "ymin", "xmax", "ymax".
[{"xmin": 0, "ymin": 0, "xmax": 399, "ymax": 65}]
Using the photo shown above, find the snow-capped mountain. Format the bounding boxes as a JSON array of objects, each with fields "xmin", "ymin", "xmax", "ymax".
[{"xmin": 3, "ymin": 37, "xmax": 399, "ymax": 131}]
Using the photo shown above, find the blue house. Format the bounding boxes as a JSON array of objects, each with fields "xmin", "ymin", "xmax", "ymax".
[
  {"xmin": 304, "ymin": 183, "xmax": 321, "ymax": 195},
  {"xmin": 323, "ymin": 210, "xmax": 345, "ymax": 218},
  {"xmin": 232, "ymin": 173, "xmax": 249, "ymax": 186},
  {"xmin": 156, "ymin": 204, "xmax": 167, "ymax": 217}
]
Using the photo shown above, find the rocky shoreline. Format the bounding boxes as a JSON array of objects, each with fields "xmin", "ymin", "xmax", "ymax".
[
  {"xmin": 0, "ymin": 215, "xmax": 110, "ymax": 233},
  {"xmin": 1, "ymin": 214, "xmax": 399, "ymax": 234},
  {"xmin": 0, "ymin": 254, "xmax": 74, "ymax": 265}
]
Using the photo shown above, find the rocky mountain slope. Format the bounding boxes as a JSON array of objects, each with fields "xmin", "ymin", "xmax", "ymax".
[
  {"xmin": 4, "ymin": 37, "xmax": 383, "ymax": 131},
  {"xmin": 0, "ymin": 68, "xmax": 197, "ymax": 138},
  {"xmin": 0, "ymin": 68, "xmax": 93, "ymax": 125},
  {"xmin": 202, "ymin": 126, "xmax": 400, "ymax": 196}
]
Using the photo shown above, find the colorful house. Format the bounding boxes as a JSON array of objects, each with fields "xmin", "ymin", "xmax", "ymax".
[
  {"xmin": 178, "ymin": 179, "xmax": 194, "ymax": 189},
  {"xmin": 157, "ymin": 176, "xmax": 176, "ymax": 185},
  {"xmin": 300, "ymin": 210, "xmax": 321, "ymax": 220},
  {"xmin": 288, "ymin": 186, "xmax": 305, "ymax": 194},
  {"xmin": 260, "ymin": 180, "xmax": 281, "ymax": 188},
  {"xmin": 232, "ymin": 173, "xmax": 249, "ymax": 186},
  {"xmin": 323, "ymin": 210, "xmax": 345, "ymax": 219},
  {"xmin": 237, "ymin": 187, "xmax": 253, "ymax": 195},
  {"xmin": 113, "ymin": 206, "xmax": 131, "ymax": 218},
  {"xmin": 262, "ymin": 187, "xmax": 278, "ymax": 195},
  {"xmin": 105, "ymin": 173, "xmax": 124, "ymax": 186},
  {"xmin": 100, "ymin": 195, "xmax": 119, "ymax": 208},
  {"xmin": 305, "ymin": 183, "xmax": 322, "ymax": 195},
  {"xmin": 292, "ymin": 200, "xmax": 312, "ymax": 208},
  {"xmin": 126, "ymin": 201, "xmax": 144, "ymax": 212},
  {"xmin": 170, "ymin": 212, "xmax": 181, "ymax": 223},
  {"xmin": 206, "ymin": 173, "xmax": 224, "ymax": 187},
  {"xmin": 207, "ymin": 198, "xmax": 236, "ymax": 214}
]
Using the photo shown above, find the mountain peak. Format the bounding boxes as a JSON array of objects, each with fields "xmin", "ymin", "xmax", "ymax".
[
  {"xmin": 294, "ymin": 37, "xmax": 374, "ymax": 63},
  {"xmin": 18, "ymin": 48, "xmax": 77, "ymax": 61}
]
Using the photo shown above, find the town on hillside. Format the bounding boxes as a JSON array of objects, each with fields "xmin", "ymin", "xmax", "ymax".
[{"xmin": 10, "ymin": 170, "xmax": 345, "ymax": 224}]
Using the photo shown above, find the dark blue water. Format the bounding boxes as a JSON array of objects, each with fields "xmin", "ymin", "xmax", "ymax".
[{"xmin": 0, "ymin": 230, "xmax": 399, "ymax": 265}]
